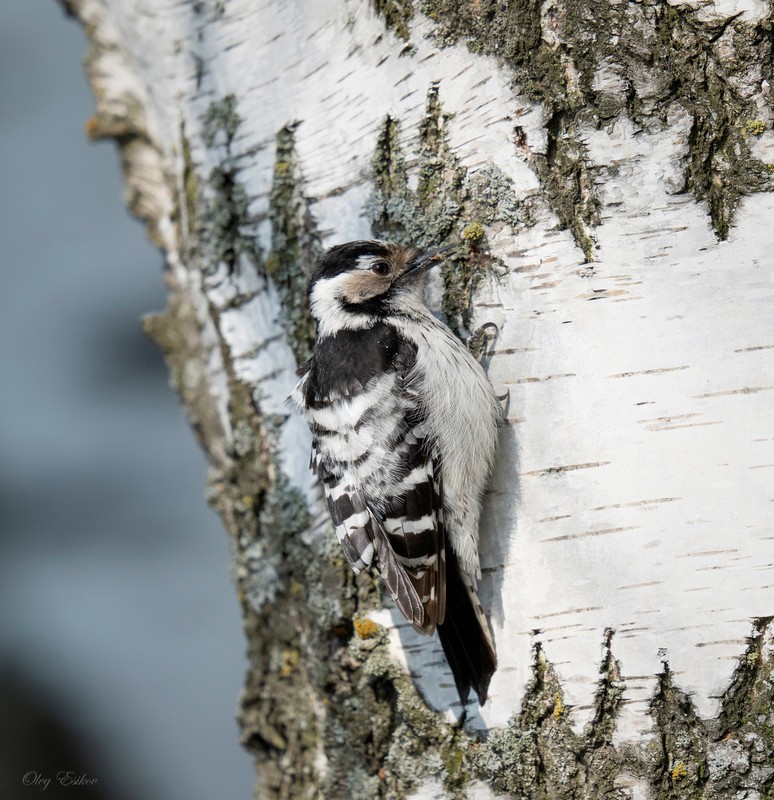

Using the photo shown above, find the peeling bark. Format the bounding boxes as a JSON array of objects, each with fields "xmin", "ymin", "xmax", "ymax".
[{"xmin": 61, "ymin": 0, "xmax": 774, "ymax": 797}]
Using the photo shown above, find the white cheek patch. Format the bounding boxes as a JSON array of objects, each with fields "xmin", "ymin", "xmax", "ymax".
[{"xmin": 309, "ymin": 275, "xmax": 374, "ymax": 337}]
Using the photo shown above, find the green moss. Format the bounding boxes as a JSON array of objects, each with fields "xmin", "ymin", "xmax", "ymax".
[
  {"xmin": 367, "ymin": 85, "xmax": 467, "ymax": 248},
  {"xmin": 366, "ymin": 114, "xmax": 419, "ymax": 243},
  {"xmin": 581, "ymin": 631, "xmax": 628, "ymax": 792},
  {"xmin": 204, "ymin": 373, "xmax": 352, "ymax": 796},
  {"xmin": 372, "ymin": 0, "xmax": 414, "ymax": 42},
  {"xmin": 202, "ymin": 94, "xmax": 240, "ymax": 150},
  {"xmin": 440, "ymin": 735, "xmax": 469, "ymax": 796},
  {"xmin": 266, "ymin": 125, "xmax": 321, "ymax": 366},
  {"xmin": 530, "ymin": 114, "xmax": 600, "ymax": 262},
  {"xmin": 420, "ymin": 0, "xmax": 544, "ymax": 95},
  {"xmin": 475, "ymin": 647, "xmax": 562, "ymax": 795},
  {"xmin": 420, "ymin": 0, "xmax": 599, "ymax": 256},
  {"xmin": 470, "ymin": 633, "xmax": 634, "ymax": 799},
  {"xmin": 204, "ymin": 164, "xmax": 258, "ymax": 274},
  {"xmin": 647, "ymin": 6, "xmax": 774, "ymax": 239},
  {"xmin": 464, "ymin": 626, "xmax": 774, "ymax": 797},
  {"xmin": 717, "ymin": 617, "xmax": 774, "ymax": 743},
  {"xmin": 258, "ymin": 466, "xmax": 310, "ymax": 552},
  {"xmin": 438, "ymin": 251, "xmax": 495, "ymax": 336},
  {"xmin": 204, "ymin": 380, "xmax": 322, "ymax": 794}
]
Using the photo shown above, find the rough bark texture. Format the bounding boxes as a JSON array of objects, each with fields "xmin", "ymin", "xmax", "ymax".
[{"xmin": 62, "ymin": 0, "xmax": 774, "ymax": 797}]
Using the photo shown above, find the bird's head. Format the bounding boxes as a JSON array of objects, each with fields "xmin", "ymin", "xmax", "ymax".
[{"xmin": 307, "ymin": 240, "xmax": 450, "ymax": 333}]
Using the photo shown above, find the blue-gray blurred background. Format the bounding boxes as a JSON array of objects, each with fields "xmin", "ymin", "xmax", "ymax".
[{"xmin": 0, "ymin": 2, "xmax": 254, "ymax": 797}]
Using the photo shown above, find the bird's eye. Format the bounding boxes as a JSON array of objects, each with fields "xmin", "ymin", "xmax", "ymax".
[{"xmin": 371, "ymin": 260, "xmax": 390, "ymax": 276}]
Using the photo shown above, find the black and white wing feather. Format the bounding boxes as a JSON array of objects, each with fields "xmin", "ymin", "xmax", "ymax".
[{"xmin": 296, "ymin": 322, "xmax": 445, "ymax": 632}]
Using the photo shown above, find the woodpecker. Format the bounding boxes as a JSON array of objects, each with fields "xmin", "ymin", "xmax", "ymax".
[{"xmin": 288, "ymin": 240, "xmax": 500, "ymax": 705}]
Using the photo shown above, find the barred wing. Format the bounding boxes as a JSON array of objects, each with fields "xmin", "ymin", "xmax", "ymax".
[
  {"xmin": 312, "ymin": 424, "xmax": 445, "ymax": 633},
  {"xmin": 302, "ymin": 324, "xmax": 446, "ymax": 633}
]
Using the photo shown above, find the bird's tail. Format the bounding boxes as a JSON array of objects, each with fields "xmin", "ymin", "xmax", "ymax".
[{"xmin": 437, "ymin": 547, "xmax": 497, "ymax": 705}]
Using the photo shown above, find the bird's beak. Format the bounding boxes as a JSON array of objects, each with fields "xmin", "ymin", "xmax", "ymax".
[{"xmin": 397, "ymin": 245, "xmax": 455, "ymax": 283}]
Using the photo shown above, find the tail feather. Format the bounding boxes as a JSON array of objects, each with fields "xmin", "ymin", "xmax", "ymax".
[{"xmin": 436, "ymin": 546, "xmax": 497, "ymax": 705}]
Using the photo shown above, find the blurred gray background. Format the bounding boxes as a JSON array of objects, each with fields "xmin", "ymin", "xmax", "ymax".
[{"xmin": 0, "ymin": 2, "xmax": 255, "ymax": 797}]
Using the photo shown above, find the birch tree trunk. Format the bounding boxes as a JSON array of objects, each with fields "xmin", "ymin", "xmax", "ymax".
[{"xmin": 62, "ymin": 0, "xmax": 774, "ymax": 797}]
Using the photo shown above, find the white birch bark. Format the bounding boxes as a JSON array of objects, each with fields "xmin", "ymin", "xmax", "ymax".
[{"xmin": 65, "ymin": 0, "xmax": 774, "ymax": 796}]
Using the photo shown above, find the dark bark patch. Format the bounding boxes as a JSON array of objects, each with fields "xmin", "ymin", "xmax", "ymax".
[
  {"xmin": 365, "ymin": 87, "xmax": 513, "ymax": 337},
  {"xmin": 197, "ymin": 95, "xmax": 262, "ymax": 276},
  {"xmin": 421, "ymin": 0, "xmax": 774, "ymax": 243},
  {"xmin": 371, "ymin": 0, "xmax": 415, "ymax": 43},
  {"xmin": 266, "ymin": 125, "xmax": 320, "ymax": 365}
]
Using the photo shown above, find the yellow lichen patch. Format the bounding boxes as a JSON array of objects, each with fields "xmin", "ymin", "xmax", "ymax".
[
  {"xmin": 84, "ymin": 113, "xmax": 131, "ymax": 141},
  {"xmin": 85, "ymin": 115, "xmax": 102, "ymax": 139},
  {"xmin": 462, "ymin": 222, "xmax": 486, "ymax": 242},
  {"xmin": 671, "ymin": 761, "xmax": 688, "ymax": 781},
  {"xmin": 353, "ymin": 616, "xmax": 381, "ymax": 639},
  {"xmin": 742, "ymin": 120, "xmax": 766, "ymax": 137},
  {"xmin": 552, "ymin": 691, "xmax": 565, "ymax": 719},
  {"xmin": 280, "ymin": 648, "xmax": 299, "ymax": 677}
]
